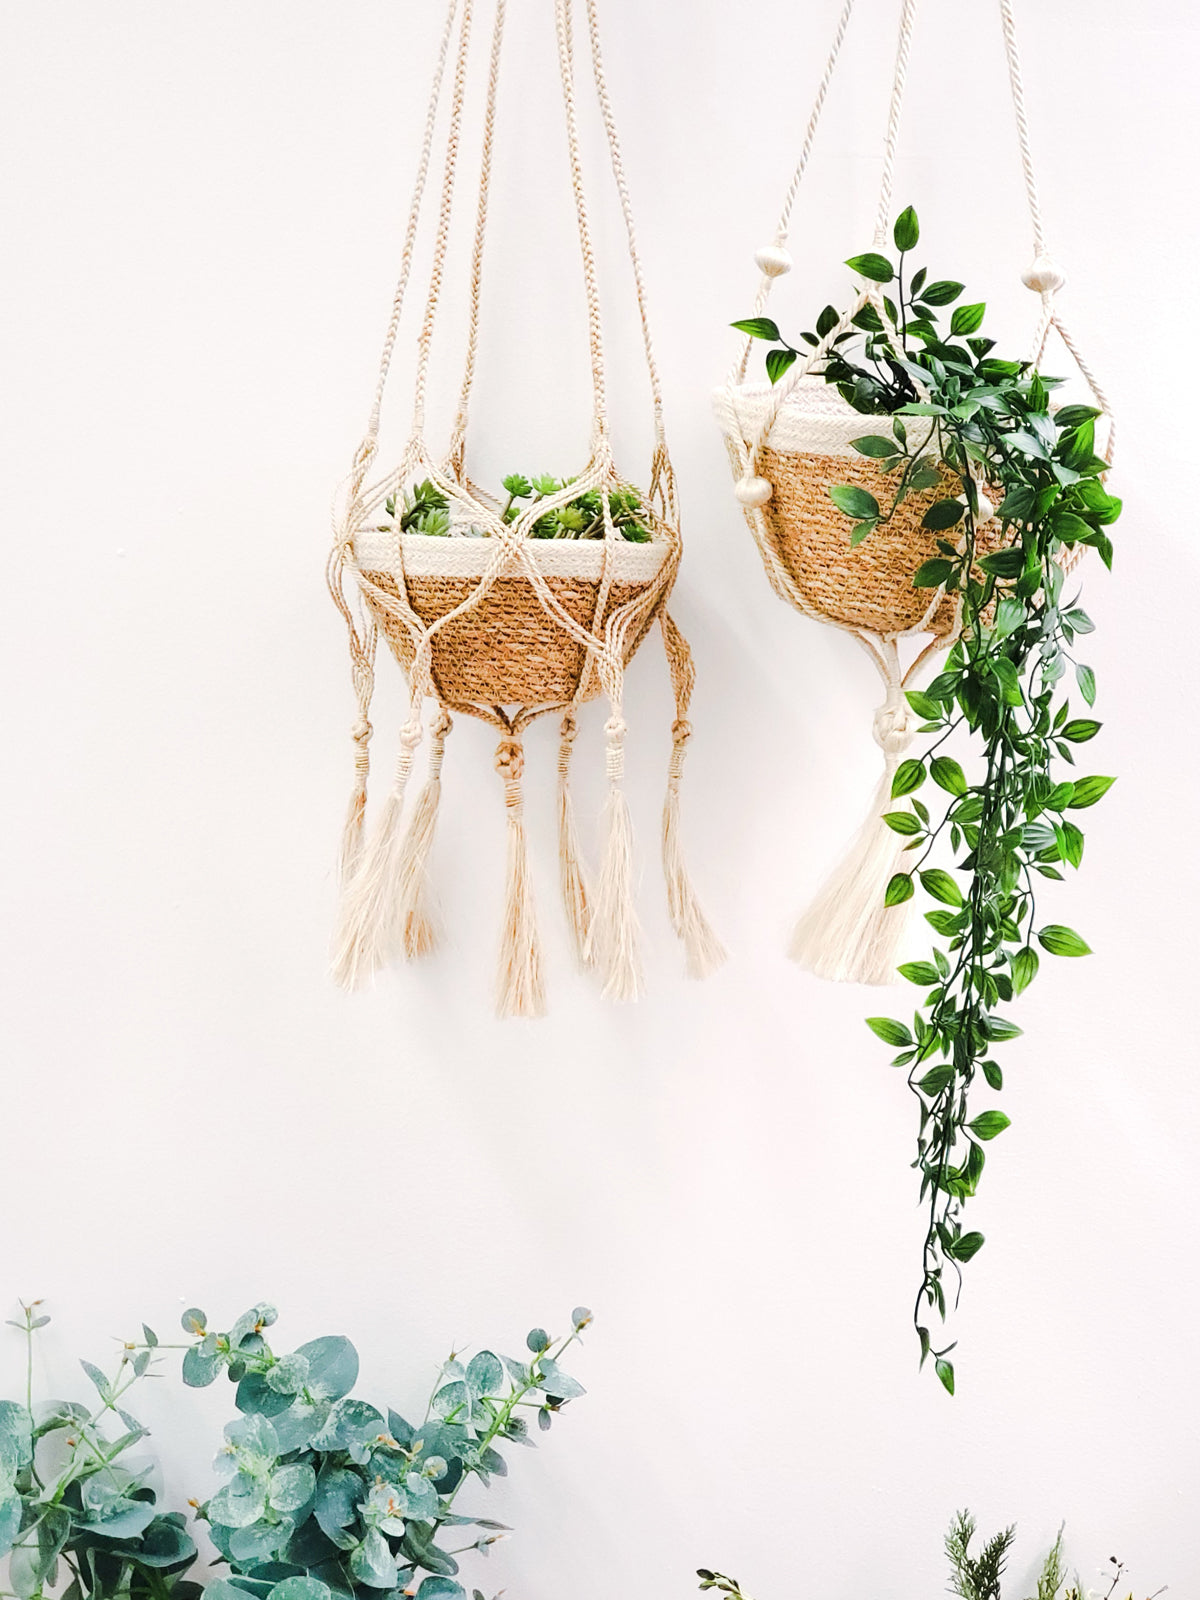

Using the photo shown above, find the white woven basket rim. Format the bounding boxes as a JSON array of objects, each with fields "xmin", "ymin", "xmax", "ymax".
[
  {"xmin": 716, "ymin": 376, "xmax": 935, "ymax": 458},
  {"xmin": 354, "ymin": 530, "xmax": 669, "ymax": 581}
]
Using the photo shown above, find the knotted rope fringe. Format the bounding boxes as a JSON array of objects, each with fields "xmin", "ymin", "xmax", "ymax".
[
  {"xmin": 332, "ymin": 717, "xmax": 425, "ymax": 989},
  {"xmin": 340, "ymin": 710, "xmax": 374, "ymax": 885},
  {"xmin": 586, "ymin": 712, "xmax": 642, "ymax": 1001},
  {"xmin": 556, "ymin": 711, "xmax": 593, "ymax": 968},
  {"xmin": 495, "ymin": 736, "xmax": 545, "ymax": 1019},
  {"xmin": 393, "ymin": 710, "xmax": 454, "ymax": 959},
  {"xmin": 789, "ymin": 654, "xmax": 916, "ymax": 985},
  {"xmin": 660, "ymin": 612, "xmax": 726, "ymax": 979},
  {"xmin": 662, "ymin": 718, "xmax": 726, "ymax": 979}
]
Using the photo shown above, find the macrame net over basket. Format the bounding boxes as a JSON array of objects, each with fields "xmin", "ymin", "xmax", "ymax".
[
  {"xmin": 713, "ymin": 0, "xmax": 1114, "ymax": 987},
  {"xmin": 327, "ymin": 0, "xmax": 723, "ymax": 1018}
]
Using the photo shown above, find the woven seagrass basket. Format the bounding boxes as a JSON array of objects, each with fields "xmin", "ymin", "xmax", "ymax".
[
  {"xmin": 353, "ymin": 530, "xmax": 671, "ymax": 707},
  {"xmin": 722, "ymin": 378, "xmax": 1007, "ymax": 635}
]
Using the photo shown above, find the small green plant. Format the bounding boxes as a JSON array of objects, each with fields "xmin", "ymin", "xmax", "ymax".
[
  {"xmin": 735, "ymin": 204, "xmax": 1121, "ymax": 1391},
  {"xmin": 0, "ymin": 1301, "xmax": 199, "ymax": 1600},
  {"xmin": 700, "ymin": 1513, "xmax": 1165, "ymax": 1600},
  {"xmin": 139, "ymin": 1301, "xmax": 591, "ymax": 1600},
  {"xmin": 384, "ymin": 476, "xmax": 653, "ymax": 541}
]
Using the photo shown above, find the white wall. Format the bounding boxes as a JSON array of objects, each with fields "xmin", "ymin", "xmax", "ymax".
[{"xmin": 2, "ymin": 1, "xmax": 1197, "ymax": 1595}]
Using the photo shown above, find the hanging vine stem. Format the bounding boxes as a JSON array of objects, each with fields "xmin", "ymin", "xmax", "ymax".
[{"xmin": 736, "ymin": 205, "xmax": 1120, "ymax": 1391}]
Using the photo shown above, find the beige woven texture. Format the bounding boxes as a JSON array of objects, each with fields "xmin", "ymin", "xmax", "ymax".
[
  {"xmin": 362, "ymin": 567, "xmax": 663, "ymax": 706},
  {"xmin": 756, "ymin": 449, "xmax": 1008, "ymax": 634}
]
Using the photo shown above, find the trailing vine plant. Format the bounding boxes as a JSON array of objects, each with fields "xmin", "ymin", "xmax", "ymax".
[{"xmin": 735, "ymin": 206, "xmax": 1120, "ymax": 1392}]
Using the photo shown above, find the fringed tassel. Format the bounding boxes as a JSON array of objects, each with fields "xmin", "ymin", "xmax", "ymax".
[
  {"xmin": 393, "ymin": 710, "xmax": 453, "ymax": 960},
  {"xmin": 331, "ymin": 719, "xmax": 423, "ymax": 990},
  {"xmin": 556, "ymin": 712, "xmax": 593, "ymax": 968},
  {"xmin": 494, "ymin": 737, "xmax": 545, "ymax": 1020},
  {"xmin": 586, "ymin": 715, "xmax": 644, "ymax": 1002},
  {"xmin": 789, "ymin": 690, "xmax": 916, "ymax": 985},
  {"xmin": 662, "ymin": 718, "xmax": 727, "ymax": 979},
  {"xmin": 339, "ymin": 715, "xmax": 373, "ymax": 886}
]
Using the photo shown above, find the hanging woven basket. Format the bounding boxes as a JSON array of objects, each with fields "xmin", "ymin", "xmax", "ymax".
[
  {"xmin": 714, "ymin": 0, "xmax": 1114, "ymax": 988},
  {"xmin": 326, "ymin": 0, "xmax": 723, "ymax": 1019},
  {"xmin": 355, "ymin": 522, "xmax": 672, "ymax": 708},
  {"xmin": 722, "ymin": 378, "xmax": 1012, "ymax": 635}
]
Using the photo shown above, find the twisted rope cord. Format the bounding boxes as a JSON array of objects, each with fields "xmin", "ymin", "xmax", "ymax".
[
  {"xmin": 411, "ymin": 0, "xmax": 476, "ymax": 438},
  {"xmin": 732, "ymin": 0, "xmax": 857, "ymax": 386},
  {"xmin": 871, "ymin": 0, "xmax": 919, "ymax": 249},
  {"xmin": 447, "ymin": 0, "xmax": 507, "ymax": 467}
]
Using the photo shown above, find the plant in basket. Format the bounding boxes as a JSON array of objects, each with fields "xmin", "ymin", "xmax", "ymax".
[
  {"xmin": 329, "ymin": 0, "xmax": 722, "ymax": 1018},
  {"xmin": 733, "ymin": 205, "xmax": 1120, "ymax": 1390}
]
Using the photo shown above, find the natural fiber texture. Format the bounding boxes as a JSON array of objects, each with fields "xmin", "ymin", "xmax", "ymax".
[
  {"xmin": 359, "ymin": 558, "xmax": 665, "ymax": 709},
  {"xmin": 392, "ymin": 710, "xmax": 453, "ymax": 959},
  {"xmin": 757, "ymin": 444, "xmax": 1006, "ymax": 635},
  {"xmin": 587, "ymin": 719, "xmax": 642, "ymax": 1002},
  {"xmin": 789, "ymin": 680, "xmax": 915, "ymax": 984},
  {"xmin": 494, "ymin": 738, "xmax": 545, "ymax": 1019},
  {"xmin": 556, "ymin": 712, "xmax": 593, "ymax": 968}
]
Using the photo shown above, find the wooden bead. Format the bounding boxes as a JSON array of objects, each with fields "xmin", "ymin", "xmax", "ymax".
[
  {"xmin": 754, "ymin": 244, "xmax": 793, "ymax": 278},
  {"xmin": 1021, "ymin": 254, "xmax": 1066, "ymax": 294},
  {"xmin": 735, "ymin": 475, "xmax": 773, "ymax": 507}
]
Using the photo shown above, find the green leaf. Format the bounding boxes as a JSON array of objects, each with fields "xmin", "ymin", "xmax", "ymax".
[
  {"xmin": 829, "ymin": 483, "xmax": 880, "ymax": 519},
  {"xmin": 270, "ymin": 1581, "xmax": 333, "ymax": 1600},
  {"xmin": 731, "ymin": 317, "xmax": 780, "ymax": 340},
  {"xmin": 897, "ymin": 961, "xmax": 940, "ymax": 986},
  {"xmin": 765, "ymin": 346, "xmax": 798, "ymax": 385},
  {"xmin": 949, "ymin": 1232, "xmax": 985, "ymax": 1262},
  {"xmin": 1038, "ymin": 924, "xmax": 1092, "ymax": 957},
  {"xmin": 979, "ymin": 547, "xmax": 1025, "ymax": 578},
  {"xmin": 466, "ymin": 1351, "xmax": 503, "ymax": 1397},
  {"xmin": 1076, "ymin": 663, "xmax": 1097, "ymax": 705},
  {"xmin": 893, "ymin": 206, "xmax": 920, "ymax": 251},
  {"xmin": 845, "ymin": 252, "xmax": 894, "ymax": 282},
  {"xmin": 1011, "ymin": 946, "xmax": 1039, "ymax": 994},
  {"xmin": 968, "ymin": 1110, "xmax": 1011, "ymax": 1141},
  {"xmin": 891, "ymin": 759, "xmax": 925, "ymax": 798},
  {"xmin": 919, "ymin": 280, "xmax": 964, "ymax": 306},
  {"xmin": 526, "ymin": 1328, "xmax": 550, "ymax": 1354},
  {"xmin": 850, "ymin": 434, "xmax": 897, "ymax": 458},
  {"xmin": 417, "ymin": 1583, "xmax": 466, "ymax": 1600},
  {"xmin": 912, "ymin": 558, "xmax": 955, "ymax": 588},
  {"xmin": 866, "ymin": 1017, "xmax": 913, "ymax": 1047},
  {"xmin": 917, "ymin": 1063, "xmax": 955, "ymax": 1096},
  {"xmin": 922, "ymin": 499, "xmax": 964, "ymax": 531},
  {"xmin": 929, "ymin": 756, "xmax": 967, "ymax": 797},
  {"xmin": 1067, "ymin": 774, "xmax": 1115, "ymax": 809},
  {"xmin": 882, "ymin": 810, "xmax": 922, "ymax": 835},
  {"xmin": 919, "ymin": 868, "xmax": 963, "ymax": 907},
  {"xmin": 296, "ymin": 1335, "xmax": 360, "ymax": 1401},
  {"xmin": 815, "ymin": 304, "xmax": 839, "ymax": 338},
  {"xmin": 849, "ymin": 518, "xmax": 878, "ymax": 547},
  {"xmin": 983, "ymin": 1015, "xmax": 1024, "ymax": 1042},
  {"xmin": 934, "ymin": 1358, "xmax": 955, "ymax": 1395},
  {"xmin": 885, "ymin": 872, "xmax": 915, "ymax": 906},
  {"xmin": 905, "ymin": 690, "xmax": 941, "ymax": 719},
  {"xmin": 949, "ymin": 302, "xmax": 986, "ymax": 336}
]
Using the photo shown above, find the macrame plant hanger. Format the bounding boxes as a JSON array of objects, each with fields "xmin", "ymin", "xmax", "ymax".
[
  {"xmin": 714, "ymin": 0, "xmax": 1113, "ymax": 985},
  {"xmin": 328, "ymin": 0, "xmax": 724, "ymax": 1019}
]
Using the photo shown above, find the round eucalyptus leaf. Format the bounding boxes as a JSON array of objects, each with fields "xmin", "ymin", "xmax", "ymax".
[
  {"xmin": 295, "ymin": 1337, "xmax": 359, "ymax": 1403},
  {"xmin": 237, "ymin": 1371, "xmax": 295, "ymax": 1419},
  {"xmin": 269, "ymin": 1580, "xmax": 331, "ymax": 1600},
  {"xmin": 209, "ymin": 1471, "xmax": 269, "ymax": 1530},
  {"xmin": 269, "ymin": 1463, "xmax": 316, "ymax": 1516}
]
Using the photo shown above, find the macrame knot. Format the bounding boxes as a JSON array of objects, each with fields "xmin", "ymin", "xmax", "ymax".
[
  {"xmin": 1021, "ymin": 254, "xmax": 1066, "ymax": 295},
  {"xmin": 872, "ymin": 690, "xmax": 915, "ymax": 757},
  {"xmin": 671, "ymin": 718, "xmax": 693, "ymax": 746},
  {"xmin": 352, "ymin": 718, "xmax": 373, "ymax": 745},
  {"xmin": 494, "ymin": 738, "xmax": 525, "ymax": 783},
  {"xmin": 432, "ymin": 709, "xmax": 453, "ymax": 740},
  {"xmin": 754, "ymin": 243, "xmax": 793, "ymax": 278},
  {"xmin": 399, "ymin": 720, "xmax": 423, "ymax": 753}
]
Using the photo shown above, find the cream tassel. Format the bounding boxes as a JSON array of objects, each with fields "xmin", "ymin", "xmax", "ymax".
[
  {"xmin": 556, "ymin": 712, "xmax": 593, "ymax": 968},
  {"xmin": 494, "ymin": 737, "xmax": 545, "ymax": 1020},
  {"xmin": 339, "ymin": 715, "xmax": 373, "ymax": 885},
  {"xmin": 789, "ymin": 685, "xmax": 916, "ymax": 985},
  {"xmin": 394, "ymin": 710, "xmax": 453, "ymax": 960},
  {"xmin": 662, "ymin": 718, "xmax": 727, "ymax": 979},
  {"xmin": 586, "ymin": 715, "xmax": 643, "ymax": 1002},
  {"xmin": 330, "ymin": 719, "xmax": 422, "ymax": 990}
]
